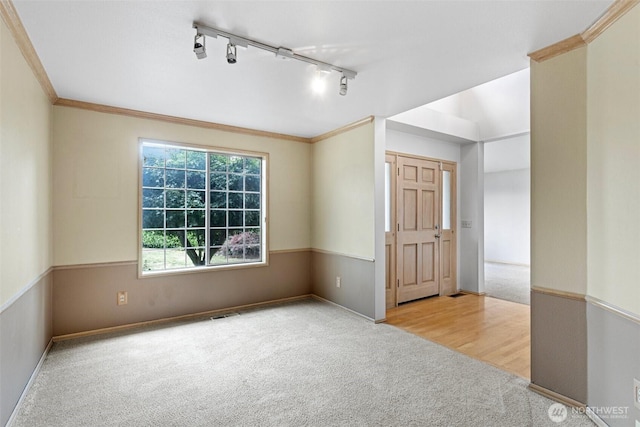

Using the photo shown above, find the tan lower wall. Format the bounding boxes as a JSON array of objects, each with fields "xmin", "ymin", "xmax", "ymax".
[{"xmin": 53, "ymin": 251, "xmax": 312, "ymax": 336}]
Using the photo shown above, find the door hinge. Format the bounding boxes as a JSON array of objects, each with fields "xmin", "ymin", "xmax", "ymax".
[
  {"xmin": 397, "ymin": 223, "xmax": 399, "ymax": 231},
  {"xmin": 439, "ymin": 161, "xmax": 443, "ymax": 171},
  {"xmin": 397, "ymin": 167, "xmax": 400, "ymax": 176},
  {"xmin": 397, "ymin": 279, "xmax": 400, "ymax": 288}
]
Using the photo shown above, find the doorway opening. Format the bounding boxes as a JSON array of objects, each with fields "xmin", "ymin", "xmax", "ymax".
[{"xmin": 483, "ymin": 137, "xmax": 531, "ymax": 305}]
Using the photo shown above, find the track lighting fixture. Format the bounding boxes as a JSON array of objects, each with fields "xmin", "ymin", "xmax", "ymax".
[
  {"xmin": 339, "ymin": 74, "xmax": 348, "ymax": 96},
  {"xmin": 192, "ymin": 22, "xmax": 357, "ymax": 96},
  {"xmin": 193, "ymin": 33, "xmax": 206, "ymax": 59},
  {"xmin": 226, "ymin": 43, "xmax": 237, "ymax": 64}
]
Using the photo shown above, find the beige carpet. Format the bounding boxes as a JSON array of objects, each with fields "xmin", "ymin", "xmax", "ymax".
[
  {"xmin": 12, "ymin": 299, "xmax": 591, "ymax": 426},
  {"xmin": 485, "ymin": 262, "xmax": 531, "ymax": 305}
]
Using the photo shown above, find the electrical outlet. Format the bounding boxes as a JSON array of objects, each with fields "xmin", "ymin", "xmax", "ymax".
[
  {"xmin": 336, "ymin": 276, "xmax": 341, "ymax": 288},
  {"xmin": 117, "ymin": 291, "xmax": 128, "ymax": 306},
  {"xmin": 634, "ymin": 378, "xmax": 640, "ymax": 410}
]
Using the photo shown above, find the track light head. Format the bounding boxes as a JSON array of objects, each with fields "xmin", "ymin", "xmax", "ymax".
[
  {"xmin": 339, "ymin": 75, "xmax": 348, "ymax": 96},
  {"xmin": 226, "ymin": 43, "xmax": 237, "ymax": 64},
  {"xmin": 193, "ymin": 34, "xmax": 206, "ymax": 59}
]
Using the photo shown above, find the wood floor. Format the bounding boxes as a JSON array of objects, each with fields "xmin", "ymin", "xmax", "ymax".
[{"xmin": 385, "ymin": 293, "xmax": 530, "ymax": 379}]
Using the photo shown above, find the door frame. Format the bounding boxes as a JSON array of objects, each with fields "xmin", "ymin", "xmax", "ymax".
[
  {"xmin": 385, "ymin": 151, "xmax": 458, "ymax": 309},
  {"xmin": 385, "ymin": 154, "xmax": 397, "ymax": 309}
]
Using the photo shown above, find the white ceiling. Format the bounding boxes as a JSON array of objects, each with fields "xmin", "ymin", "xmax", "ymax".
[
  {"xmin": 425, "ymin": 68, "xmax": 530, "ymax": 142},
  {"xmin": 13, "ymin": 0, "xmax": 613, "ymax": 138}
]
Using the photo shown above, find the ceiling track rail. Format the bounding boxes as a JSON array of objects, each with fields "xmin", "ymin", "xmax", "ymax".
[{"xmin": 192, "ymin": 22, "xmax": 357, "ymax": 80}]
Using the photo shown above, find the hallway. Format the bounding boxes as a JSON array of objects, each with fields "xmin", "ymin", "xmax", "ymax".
[{"xmin": 484, "ymin": 262, "xmax": 530, "ymax": 305}]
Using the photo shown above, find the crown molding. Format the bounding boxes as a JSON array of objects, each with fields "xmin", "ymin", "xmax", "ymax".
[
  {"xmin": 0, "ymin": 0, "xmax": 58, "ymax": 102},
  {"xmin": 528, "ymin": 34, "xmax": 586, "ymax": 63},
  {"xmin": 309, "ymin": 116, "xmax": 374, "ymax": 144},
  {"xmin": 54, "ymin": 98, "xmax": 312, "ymax": 143},
  {"xmin": 581, "ymin": 0, "xmax": 639, "ymax": 44},
  {"xmin": 529, "ymin": 0, "xmax": 639, "ymax": 63}
]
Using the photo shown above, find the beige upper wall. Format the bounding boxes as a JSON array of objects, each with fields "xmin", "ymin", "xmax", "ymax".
[
  {"xmin": 312, "ymin": 122, "xmax": 375, "ymax": 259},
  {"xmin": 586, "ymin": 6, "xmax": 640, "ymax": 316},
  {"xmin": 0, "ymin": 19, "xmax": 52, "ymax": 306},
  {"xmin": 530, "ymin": 46, "xmax": 588, "ymax": 295},
  {"xmin": 52, "ymin": 106, "xmax": 312, "ymax": 266}
]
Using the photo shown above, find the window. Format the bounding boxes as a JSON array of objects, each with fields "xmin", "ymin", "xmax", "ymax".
[
  {"xmin": 442, "ymin": 170, "xmax": 451, "ymax": 230},
  {"xmin": 140, "ymin": 140, "xmax": 266, "ymax": 274},
  {"xmin": 385, "ymin": 162, "xmax": 391, "ymax": 232}
]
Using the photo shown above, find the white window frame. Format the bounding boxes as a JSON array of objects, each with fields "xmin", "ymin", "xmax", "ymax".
[{"xmin": 138, "ymin": 138, "xmax": 268, "ymax": 277}]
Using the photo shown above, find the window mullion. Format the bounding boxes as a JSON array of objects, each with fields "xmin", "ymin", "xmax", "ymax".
[
  {"xmin": 163, "ymin": 151, "xmax": 168, "ymax": 270},
  {"xmin": 205, "ymin": 153, "xmax": 211, "ymax": 266}
]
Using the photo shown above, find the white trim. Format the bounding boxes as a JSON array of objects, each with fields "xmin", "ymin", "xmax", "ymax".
[
  {"xmin": 269, "ymin": 248, "xmax": 311, "ymax": 255},
  {"xmin": 311, "ymin": 248, "xmax": 374, "ymax": 263},
  {"xmin": 48, "ymin": 250, "xmax": 309, "ymax": 271},
  {"xmin": 6, "ymin": 339, "xmax": 53, "ymax": 427},
  {"xmin": 484, "ymin": 260, "xmax": 530, "ymax": 268},
  {"xmin": 311, "ymin": 295, "xmax": 375, "ymax": 322},
  {"xmin": 586, "ymin": 295, "xmax": 640, "ymax": 326},
  {"xmin": 0, "ymin": 267, "xmax": 52, "ymax": 314},
  {"xmin": 585, "ymin": 407, "xmax": 608, "ymax": 427},
  {"xmin": 53, "ymin": 260, "xmax": 137, "ymax": 271}
]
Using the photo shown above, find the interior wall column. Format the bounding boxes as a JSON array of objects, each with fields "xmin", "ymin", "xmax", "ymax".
[
  {"xmin": 459, "ymin": 142, "xmax": 484, "ymax": 294},
  {"xmin": 530, "ymin": 46, "xmax": 588, "ymax": 404}
]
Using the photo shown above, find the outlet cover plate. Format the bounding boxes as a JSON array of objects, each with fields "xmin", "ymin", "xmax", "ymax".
[
  {"xmin": 117, "ymin": 291, "xmax": 128, "ymax": 306},
  {"xmin": 634, "ymin": 378, "xmax": 640, "ymax": 410}
]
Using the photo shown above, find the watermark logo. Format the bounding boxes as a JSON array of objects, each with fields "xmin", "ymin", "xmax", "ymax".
[
  {"xmin": 548, "ymin": 403, "xmax": 568, "ymax": 423},
  {"xmin": 573, "ymin": 406, "xmax": 629, "ymax": 420},
  {"xmin": 548, "ymin": 403, "xmax": 630, "ymax": 423}
]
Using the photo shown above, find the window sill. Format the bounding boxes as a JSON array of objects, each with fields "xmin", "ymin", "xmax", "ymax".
[{"xmin": 138, "ymin": 259, "xmax": 269, "ymax": 279}]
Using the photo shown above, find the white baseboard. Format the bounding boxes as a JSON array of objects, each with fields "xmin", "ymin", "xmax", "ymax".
[
  {"xmin": 311, "ymin": 295, "xmax": 376, "ymax": 322},
  {"xmin": 7, "ymin": 339, "xmax": 53, "ymax": 427},
  {"xmin": 585, "ymin": 407, "xmax": 608, "ymax": 427},
  {"xmin": 484, "ymin": 260, "xmax": 530, "ymax": 267}
]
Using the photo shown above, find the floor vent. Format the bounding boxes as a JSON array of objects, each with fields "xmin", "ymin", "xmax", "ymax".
[
  {"xmin": 448, "ymin": 293, "xmax": 466, "ymax": 298},
  {"xmin": 210, "ymin": 312, "xmax": 240, "ymax": 320}
]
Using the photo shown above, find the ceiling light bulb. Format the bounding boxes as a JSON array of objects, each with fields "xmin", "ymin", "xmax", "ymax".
[
  {"xmin": 194, "ymin": 34, "xmax": 206, "ymax": 59},
  {"xmin": 226, "ymin": 43, "xmax": 237, "ymax": 64},
  {"xmin": 312, "ymin": 73, "xmax": 327, "ymax": 95},
  {"xmin": 339, "ymin": 75, "xmax": 348, "ymax": 96}
]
